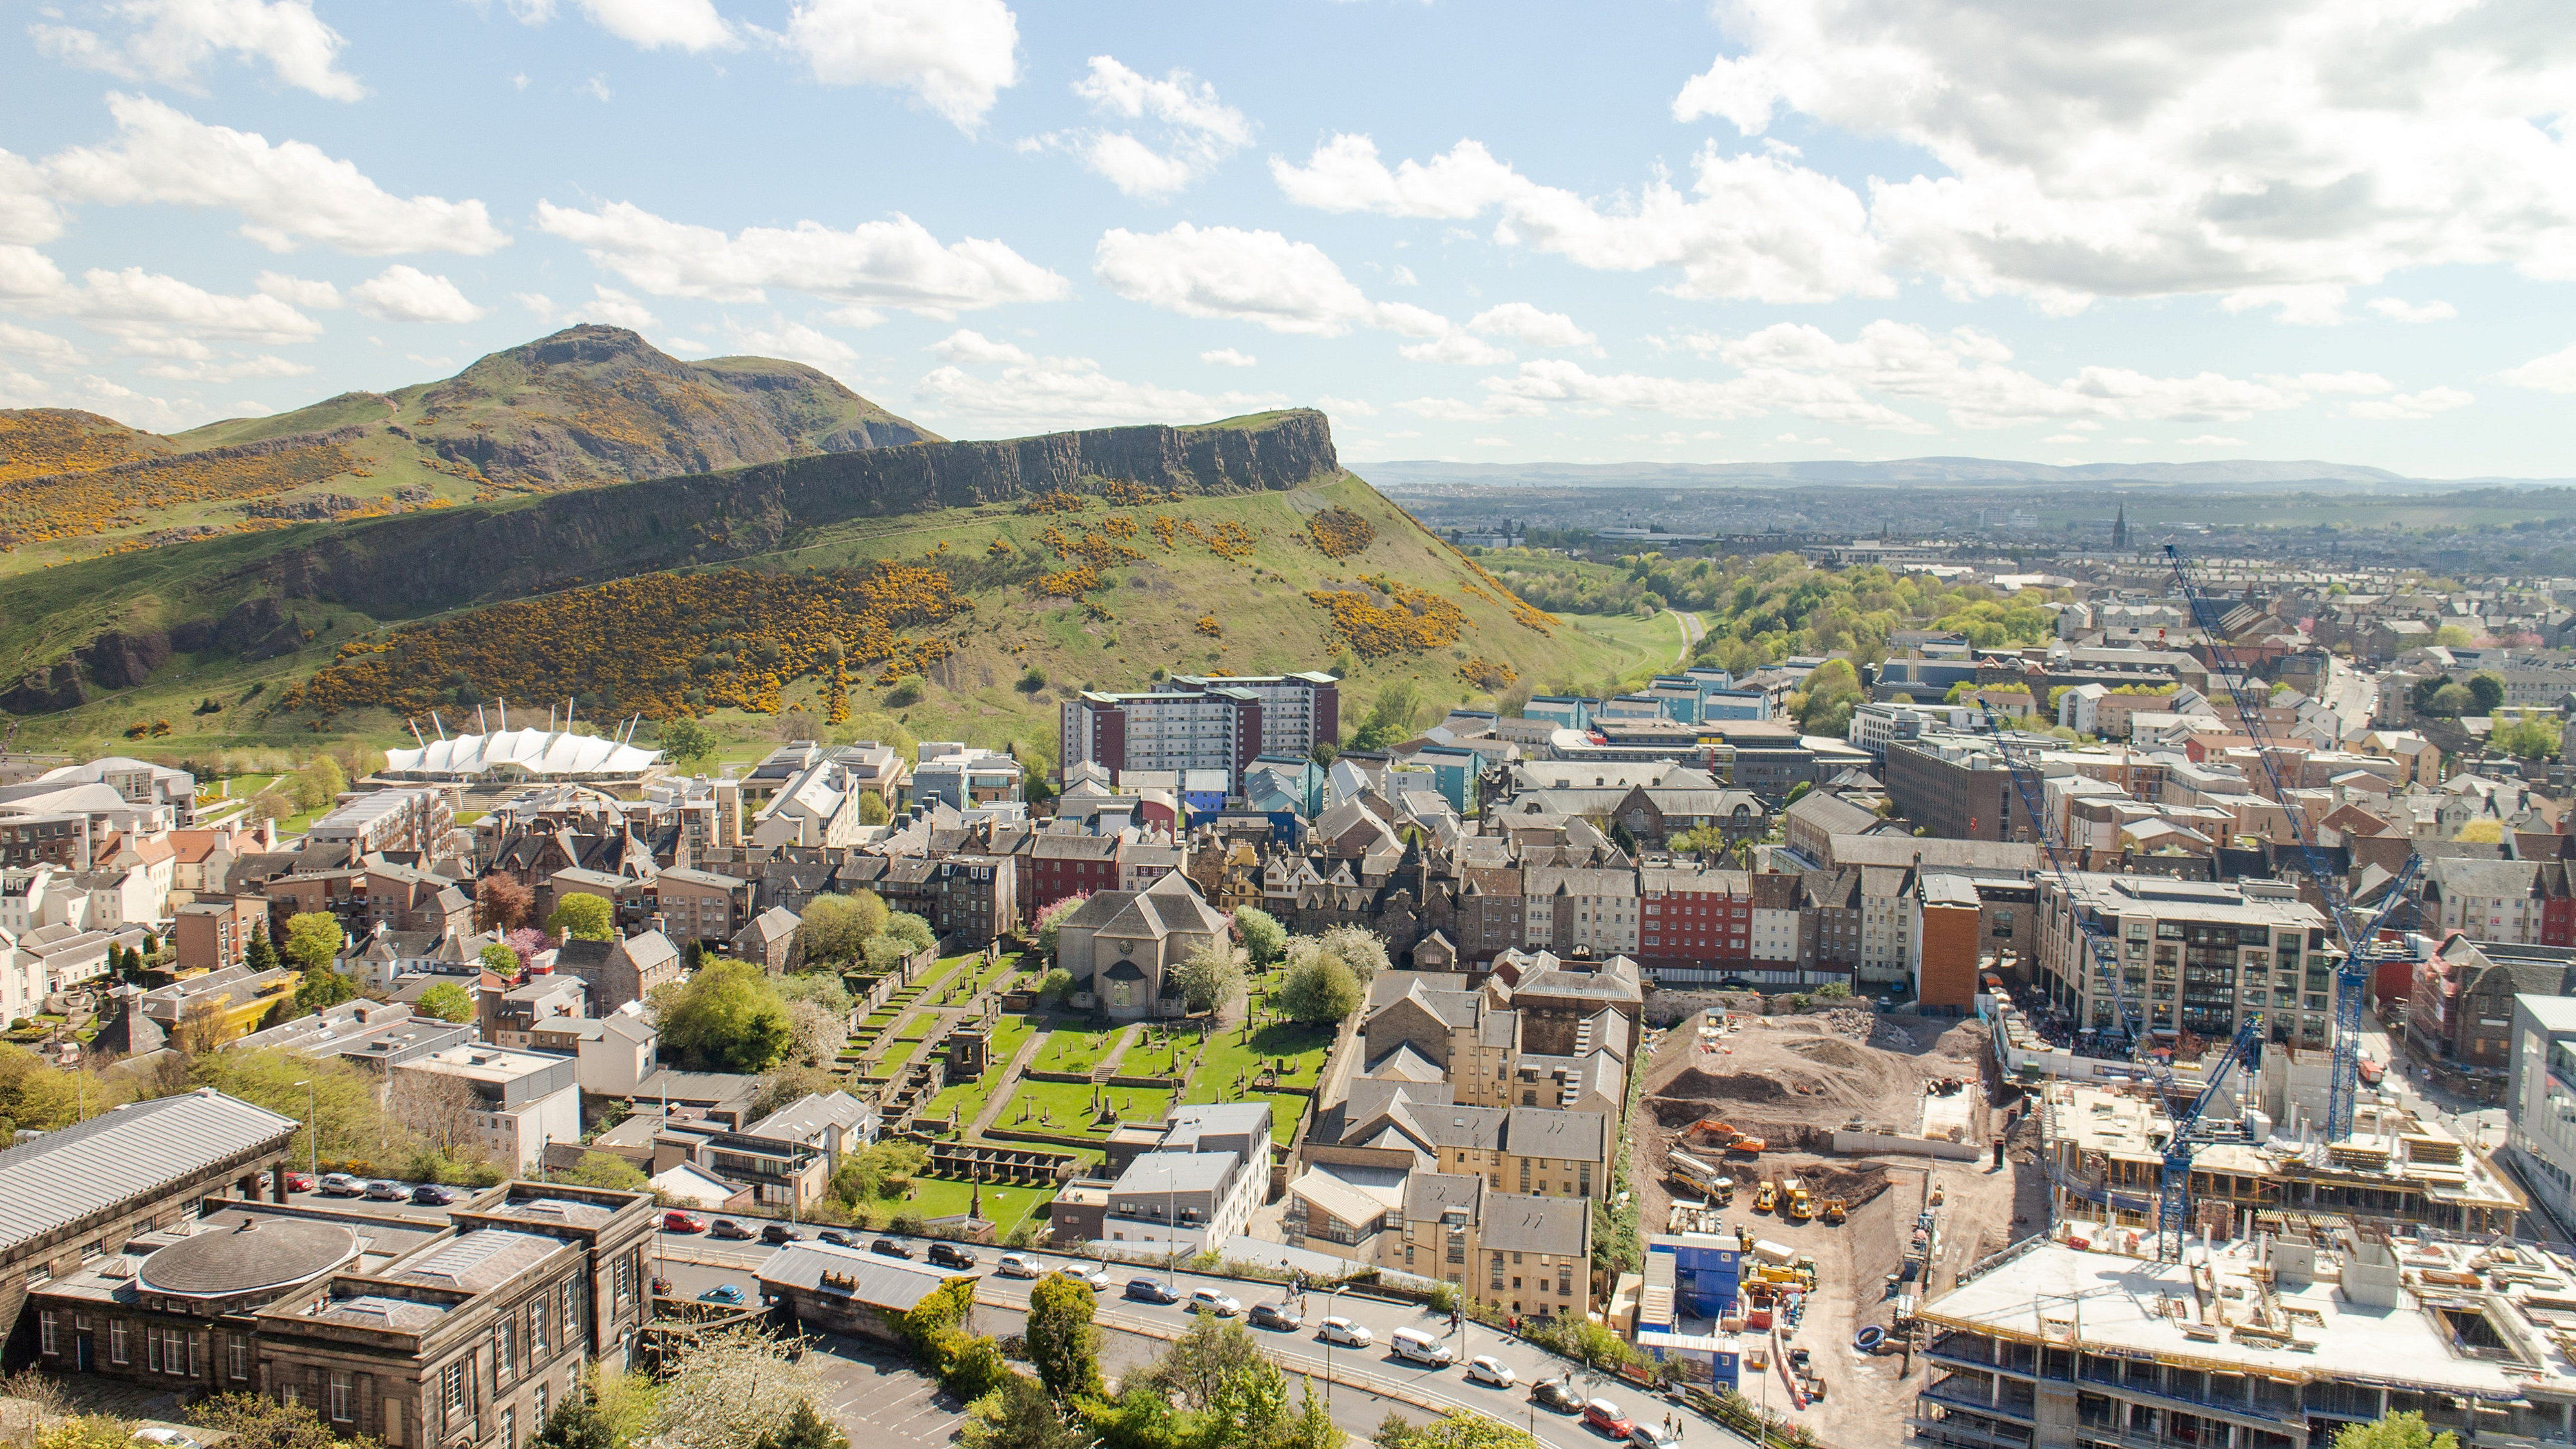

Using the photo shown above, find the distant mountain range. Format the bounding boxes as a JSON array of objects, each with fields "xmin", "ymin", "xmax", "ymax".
[{"xmin": 1357, "ymin": 456, "xmax": 2576, "ymax": 491}]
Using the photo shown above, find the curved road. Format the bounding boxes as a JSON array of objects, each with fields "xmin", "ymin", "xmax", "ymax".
[
  {"xmin": 656, "ymin": 1230, "xmax": 1743, "ymax": 1448},
  {"xmin": 1667, "ymin": 609, "xmax": 1707, "ymax": 667}
]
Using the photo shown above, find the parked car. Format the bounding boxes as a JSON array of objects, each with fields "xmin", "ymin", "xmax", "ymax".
[
  {"xmin": 1187, "ymin": 1289, "xmax": 1242, "ymax": 1317},
  {"xmin": 696, "ymin": 1284, "xmax": 746, "ymax": 1305},
  {"xmin": 409, "ymin": 1184, "xmax": 457, "ymax": 1207},
  {"xmin": 760, "ymin": 1224, "xmax": 799, "ymax": 1245},
  {"xmin": 1582, "ymin": 1400, "xmax": 1634, "ymax": 1439},
  {"xmin": 710, "ymin": 1219, "xmax": 756, "ymax": 1240},
  {"xmin": 318, "ymin": 1173, "xmax": 363, "ymax": 1197},
  {"xmin": 1316, "ymin": 1317, "xmax": 1372, "ymax": 1347},
  {"xmin": 1465, "ymin": 1356, "xmax": 1517, "ymax": 1388},
  {"xmin": 1054, "ymin": 1263, "xmax": 1110, "ymax": 1290},
  {"xmin": 1531, "ymin": 1379, "xmax": 1583, "ymax": 1414},
  {"xmin": 365, "ymin": 1180, "xmax": 408, "ymax": 1201},
  {"xmin": 870, "ymin": 1238, "xmax": 915, "ymax": 1260},
  {"xmin": 995, "ymin": 1253, "xmax": 1043, "ymax": 1279},
  {"xmin": 1389, "ymin": 1327, "xmax": 1454, "ymax": 1366},
  {"xmin": 132, "ymin": 1429, "xmax": 201, "ymax": 1449},
  {"xmin": 662, "ymin": 1211, "xmax": 708, "ymax": 1234},
  {"xmin": 1628, "ymin": 1425, "xmax": 1681, "ymax": 1448},
  {"xmin": 1248, "ymin": 1302, "xmax": 1301, "ymax": 1331},
  {"xmin": 816, "ymin": 1229, "xmax": 854, "ymax": 1247},
  {"xmin": 927, "ymin": 1242, "xmax": 979, "ymax": 1270},
  {"xmin": 276, "ymin": 1171, "xmax": 316, "ymax": 1194},
  {"xmin": 1124, "ymin": 1278, "xmax": 1180, "ymax": 1305}
]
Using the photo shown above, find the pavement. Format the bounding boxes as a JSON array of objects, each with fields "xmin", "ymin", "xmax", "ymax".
[{"xmin": 647, "ymin": 1230, "xmax": 1746, "ymax": 1448}]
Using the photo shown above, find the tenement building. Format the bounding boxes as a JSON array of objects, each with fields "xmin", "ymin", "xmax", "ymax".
[{"xmin": 2031, "ymin": 873, "xmax": 2334, "ymax": 1047}]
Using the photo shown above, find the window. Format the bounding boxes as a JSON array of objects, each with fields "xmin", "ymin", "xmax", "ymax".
[
  {"xmin": 39, "ymin": 1312, "xmax": 57, "ymax": 1356},
  {"xmin": 535, "ymin": 1384, "xmax": 549, "ymax": 1431},
  {"xmin": 502, "ymin": 1408, "xmax": 516, "ymax": 1449},
  {"xmin": 109, "ymin": 1320, "xmax": 128, "ymax": 1365},
  {"xmin": 496, "ymin": 1320, "xmax": 515, "ymax": 1383},
  {"xmin": 1579, "ymin": 1164, "xmax": 1593, "ymax": 1195},
  {"xmin": 442, "ymin": 1363, "xmax": 466, "ymax": 1427},
  {"xmin": 529, "ymin": 1301, "xmax": 548, "ymax": 1359},
  {"xmin": 562, "ymin": 1280, "xmax": 581, "ymax": 1341},
  {"xmin": 330, "ymin": 1372, "xmax": 353, "ymax": 1424},
  {"xmin": 229, "ymin": 1339, "xmax": 249, "ymax": 1382}
]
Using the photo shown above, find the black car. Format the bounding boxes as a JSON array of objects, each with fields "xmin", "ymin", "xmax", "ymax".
[
  {"xmin": 408, "ymin": 1184, "xmax": 457, "ymax": 1207},
  {"xmin": 1531, "ymin": 1379, "xmax": 1584, "ymax": 1414},
  {"xmin": 1248, "ymin": 1302, "xmax": 1301, "ymax": 1331},
  {"xmin": 927, "ymin": 1242, "xmax": 978, "ymax": 1270},
  {"xmin": 1124, "ymin": 1278, "xmax": 1180, "ymax": 1305},
  {"xmin": 708, "ymin": 1220, "xmax": 756, "ymax": 1241},
  {"xmin": 759, "ymin": 1224, "xmax": 799, "ymax": 1245},
  {"xmin": 816, "ymin": 1229, "xmax": 854, "ymax": 1247},
  {"xmin": 870, "ymin": 1238, "xmax": 915, "ymax": 1260}
]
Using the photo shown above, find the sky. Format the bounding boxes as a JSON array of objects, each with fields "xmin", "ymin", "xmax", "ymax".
[{"xmin": 5, "ymin": 0, "xmax": 2575, "ymax": 478}]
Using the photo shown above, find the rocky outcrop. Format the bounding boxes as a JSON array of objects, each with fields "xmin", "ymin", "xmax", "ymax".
[
  {"xmin": 77, "ymin": 630, "xmax": 171, "ymax": 689},
  {"xmin": 2, "ymin": 663, "xmax": 87, "ymax": 715}
]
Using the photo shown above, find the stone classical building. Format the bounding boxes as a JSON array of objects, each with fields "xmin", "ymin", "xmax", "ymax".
[{"xmin": 1056, "ymin": 871, "xmax": 1229, "ymax": 1020}]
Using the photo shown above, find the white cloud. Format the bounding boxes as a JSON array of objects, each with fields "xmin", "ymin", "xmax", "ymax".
[
  {"xmin": 1032, "ymin": 55, "xmax": 1252, "ymax": 199},
  {"xmin": 1198, "ymin": 347, "xmax": 1256, "ymax": 368},
  {"xmin": 2369, "ymin": 298, "xmax": 2457, "ymax": 323},
  {"xmin": 0, "ymin": 322, "xmax": 88, "ymax": 368},
  {"xmin": 1271, "ymin": 133, "xmax": 1887, "ymax": 304},
  {"xmin": 914, "ymin": 332, "xmax": 1283, "ymax": 433},
  {"xmin": 2346, "ymin": 386, "xmax": 2473, "ymax": 421},
  {"xmin": 2501, "ymin": 342, "xmax": 2576, "ymax": 394},
  {"xmin": 515, "ymin": 285, "xmax": 658, "ymax": 330},
  {"xmin": 785, "ymin": 0, "xmax": 1019, "ymax": 132},
  {"xmin": 13, "ymin": 263, "xmax": 328, "ymax": 355},
  {"xmin": 137, "ymin": 352, "xmax": 312, "ymax": 381},
  {"xmin": 1467, "ymin": 302, "xmax": 1593, "ymax": 350},
  {"xmin": 536, "ymin": 199, "xmax": 1067, "ymax": 318},
  {"xmin": 1314, "ymin": 393, "xmax": 1377, "ymax": 417},
  {"xmin": 1399, "ymin": 334, "xmax": 1515, "ymax": 366},
  {"xmin": 2176, "ymin": 435, "xmax": 2245, "ymax": 446},
  {"xmin": 1671, "ymin": 0, "xmax": 2576, "ymax": 309},
  {"xmin": 350, "ymin": 265, "xmax": 486, "ymax": 323},
  {"xmin": 33, "ymin": 0, "xmax": 363, "ymax": 101},
  {"xmin": 583, "ymin": 74, "xmax": 613, "ymax": 102},
  {"xmin": 0, "ymin": 363, "xmax": 198, "ymax": 431},
  {"xmin": 567, "ymin": 0, "xmax": 736, "ymax": 51},
  {"xmin": 254, "ymin": 271, "xmax": 339, "ymax": 308},
  {"xmin": 1094, "ymin": 223, "xmax": 1446, "ymax": 337},
  {"xmin": 2220, "ymin": 285, "xmax": 2349, "ymax": 327},
  {"xmin": 722, "ymin": 318, "xmax": 858, "ymax": 370},
  {"xmin": 0, "ymin": 152, "xmax": 64, "ymax": 246},
  {"xmin": 2041, "ymin": 433, "xmax": 2086, "ymax": 444},
  {"xmin": 45, "ymin": 95, "xmax": 508, "ymax": 255}
]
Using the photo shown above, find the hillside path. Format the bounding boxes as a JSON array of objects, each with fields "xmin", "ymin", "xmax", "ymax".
[
  {"xmin": 965, "ymin": 1027, "xmax": 1048, "ymax": 1139},
  {"xmin": 1665, "ymin": 607, "xmax": 1705, "ymax": 666}
]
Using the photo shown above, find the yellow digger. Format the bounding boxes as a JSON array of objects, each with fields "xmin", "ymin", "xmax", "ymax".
[{"xmin": 1821, "ymin": 1197, "xmax": 1848, "ymax": 1226}]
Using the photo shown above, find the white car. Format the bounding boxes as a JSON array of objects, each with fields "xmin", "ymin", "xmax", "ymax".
[
  {"xmin": 1316, "ymin": 1316, "xmax": 1372, "ymax": 1348},
  {"xmin": 995, "ymin": 1254, "xmax": 1043, "ymax": 1279},
  {"xmin": 133, "ymin": 1430, "xmax": 201, "ymax": 1449},
  {"xmin": 1054, "ymin": 1264, "xmax": 1111, "ymax": 1290},
  {"xmin": 1187, "ymin": 1289, "xmax": 1242, "ymax": 1316},
  {"xmin": 1464, "ymin": 1356, "xmax": 1517, "ymax": 1388}
]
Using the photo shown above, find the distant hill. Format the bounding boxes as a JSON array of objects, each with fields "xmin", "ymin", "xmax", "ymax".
[
  {"xmin": 0, "ymin": 326, "xmax": 939, "ymax": 569},
  {"xmin": 1361, "ymin": 456, "xmax": 2429, "ymax": 489}
]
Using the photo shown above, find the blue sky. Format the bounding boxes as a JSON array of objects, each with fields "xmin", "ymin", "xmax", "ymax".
[{"xmin": 5, "ymin": 0, "xmax": 2575, "ymax": 477}]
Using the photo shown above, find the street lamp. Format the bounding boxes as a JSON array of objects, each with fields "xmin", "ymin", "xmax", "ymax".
[{"xmin": 292, "ymin": 1080, "xmax": 315, "ymax": 1180}]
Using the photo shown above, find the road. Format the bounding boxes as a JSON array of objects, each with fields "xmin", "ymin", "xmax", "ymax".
[
  {"xmin": 1666, "ymin": 609, "xmax": 1706, "ymax": 667},
  {"xmin": 651, "ymin": 1229, "xmax": 1739, "ymax": 1449}
]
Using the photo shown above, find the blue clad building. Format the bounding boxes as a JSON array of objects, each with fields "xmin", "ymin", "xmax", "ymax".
[{"xmin": 1634, "ymin": 1233, "xmax": 1745, "ymax": 1389}]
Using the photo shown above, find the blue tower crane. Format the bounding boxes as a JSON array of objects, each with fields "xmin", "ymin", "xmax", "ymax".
[{"xmin": 2157, "ymin": 1014, "xmax": 2265, "ymax": 1262}]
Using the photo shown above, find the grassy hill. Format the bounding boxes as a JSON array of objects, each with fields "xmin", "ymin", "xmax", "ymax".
[
  {"xmin": 0, "ymin": 412, "xmax": 1685, "ymax": 770},
  {"xmin": 0, "ymin": 327, "xmax": 936, "ymax": 573}
]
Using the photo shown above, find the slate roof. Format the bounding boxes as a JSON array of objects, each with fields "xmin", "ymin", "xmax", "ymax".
[
  {"xmin": 759, "ymin": 1242, "xmax": 962, "ymax": 1309},
  {"xmin": 1506, "ymin": 1106, "xmax": 1608, "ymax": 1161},
  {"xmin": 0, "ymin": 1090, "xmax": 299, "ymax": 1252}
]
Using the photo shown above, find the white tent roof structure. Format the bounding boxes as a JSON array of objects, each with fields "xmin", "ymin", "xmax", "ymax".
[{"xmin": 385, "ymin": 727, "xmax": 661, "ymax": 781}]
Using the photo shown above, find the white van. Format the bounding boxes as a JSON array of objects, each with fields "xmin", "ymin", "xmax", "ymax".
[{"xmin": 1388, "ymin": 1326, "xmax": 1455, "ymax": 1366}]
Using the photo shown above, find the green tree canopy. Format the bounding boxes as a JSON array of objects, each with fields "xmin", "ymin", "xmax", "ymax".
[
  {"xmin": 1026, "ymin": 1274, "xmax": 1103, "ymax": 1403},
  {"xmin": 1348, "ymin": 681, "xmax": 1426, "ymax": 751},
  {"xmin": 564, "ymin": 1151, "xmax": 652, "ymax": 1192},
  {"xmin": 658, "ymin": 717, "xmax": 719, "ymax": 766},
  {"xmin": 1172, "ymin": 940, "xmax": 1246, "ymax": 1016},
  {"xmin": 652, "ymin": 960, "xmax": 793, "ymax": 1073},
  {"xmin": 1232, "ymin": 907, "xmax": 1287, "ymax": 967},
  {"xmin": 281, "ymin": 911, "xmax": 344, "ymax": 973},
  {"xmin": 189, "ymin": 1393, "xmax": 366, "ymax": 1449},
  {"xmin": 1274, "ymin": 952, "xmax": 1359, "ymax": 1023},
  {"xmin": 292, "ymin": 966, "xmax": 356, "ymax": 1014},
  {"xmin": 2331, "ymin": 1412, "xmax": 2459, "ymax": 1449},
  {"xmin": 548, "ymin": 893, "xmax": 616, "ymax": 942},
  {"xmin": 799, "ymin": 891, "xmax": 888, "ymax": 964},
  {"xmin": 2467, "ymin": 672, "xmax": 2507, "ymax": 714},
  {"xmin": 415, "ymin": 981, "xmax": 475, "ymax": 1023},
  {"xmin": 245, "ymin": 929, "xmax": 279, "ymax": 973}
]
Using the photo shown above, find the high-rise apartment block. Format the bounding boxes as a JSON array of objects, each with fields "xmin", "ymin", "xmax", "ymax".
[
  {"xmin": 1158, "ymin": 673, "xmax": 1340, "ymax": 759},
  {"xmin": 1060, "ymin": 687, "xmax": 1268, "ymax": 787}
]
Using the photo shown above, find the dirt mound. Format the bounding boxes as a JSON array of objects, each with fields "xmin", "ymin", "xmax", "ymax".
[
  {"xmin": 1794, "ymin": 1162, "xmax": 1895, "ymax": 1209},
  {"xmin": 1656, "ymin": 1068, "xmax": 1791, "ymax": 1104},
  {"xmin": 1785, "ymin": 1037, "xmax": 1886, "ymax": 1074}
]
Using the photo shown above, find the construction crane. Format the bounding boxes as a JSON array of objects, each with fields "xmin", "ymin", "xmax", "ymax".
[
  {"xmin": 1976, "ymin": 703, "xmax": 2143, "ymax": 1055},
  {"xmin": 2157, "ymin": 1014, "xmax": 2265, "ymax": 1262},
  {"xmin": 2164, "ymin": 545, "xmax": 2421, "ymax": 1141}
]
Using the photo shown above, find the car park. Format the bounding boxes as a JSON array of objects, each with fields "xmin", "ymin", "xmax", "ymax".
[
  {"xmin": 365, "ymin": 1180, "xmax": 408, "ymax": 1201},
  {"xmin": 697, "ymin": 1284, "xmax": 746, "ymax": 1305},
  {"xmin": 1124, "ymin": 1278, "xmax": 1180, "ymax": 1305},
  {"xmin": 870, "ymin": 1239, "xmax": 915, "ymax": 1260},
  {"xmin": 817, "ymin": 1229, "xmax": 854, "ymax": 1247},
  {"xmin": 1247, "ymin": 1302, "xmax": 1301, "ymax": 1331},
  {"xmin": 1465, "ymin": 1356, "xmax": 1517, "ymax": 1388},
  {"xmin": 1389, "ymin": 1327, "xmax": 1455, "ymax": 1366},
  {"xmin": 663, "ymin": 1211, "xmax": 707, "ymax": 1233},
  {"xmin": 995, "ymin": 1253, "xmax": 1043, "ymax": 1278},
  {"xmin": 1316, "ymin": 1317, "xmax": 1372, "ymax": 1347},
  {"xmin": 760, "ymin": 1224, "xmax": 799, "ymax": 1245},
  {"xmin": 319, "ymin": 1173, "xmax": 363, "ymax": 1197},
  {"xmin": 409, "ymin": 1184, "xmax": 457, "ymax": 1207},
  {"xmin": 927, "ymin": 1242, "xmax": 979, "ymax": 1270},
  {"xmin": 1582, "ymin": 1400, "xmax": 1634, "ymax": 1438},
  {"xmin": 709, "ymin": 1219, "xmax": 755, "ymax": 1240}
]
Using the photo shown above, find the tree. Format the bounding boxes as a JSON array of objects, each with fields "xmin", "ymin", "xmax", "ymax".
[
  {"xmin": 653, "ymin": 960, "xmax": 794, "ymax": 1073},
  {"xmin": 2331, "ymin": 1414, "xmax": 2458, "ymax": 1449},
  {"xmin": 1309, "ymin": 925, "xmax": 1389, "ymax": 981},
  {"xmin": 245, "ymin": 927, "xmax": 279, "ymax": 973},
  {"xmin": 659, "ymin": 717, "xmax": 719, "ymax": 768},
  {"xmin": 858, "ymin": 792, "xmax": 891, "ymax": 826},
  {"xmin": 774, "ymin": 706, "xmax": 821, "ymax": 743},
  {"xmin": 885, "ymin": 911, "xmax": 937, "ymax": 954},
  {"xmin": 2492, "ymin": 710, "xmax": 2563, "ymax": 760},
  {"xmin": 529, "ymin": 1394, "xmax": 618, "ymax": 1449},
  {"xmin": 2433, "ymin": 625, "xmax": 2476, "ymax": 649},
  {"xmin": 1374, "ymin": 1410, "xmax": 1542, "ymax": 1449},
  {"xmin": 477, "ymin": 941, "xmax": 520, "ymax": 977},
  {"xmin": 958, "ymin": 1374, "xmax": 1087, "ymax": 1449},
  {"xmin": 281, "ymin": 911, "xmax": 344, "ymax": 973},
  {"xmin": 393, "ymin": 1070, "xmax": 489, "ymax": 1166},
  {"xmin": 293, "ymin": 966, "xmax": 357, "ymax": 1014},
  {"xmin": 549, "ymin": 893, "xmax": 616, "ymax": 942},
  {"xmin": 1233, "ymin": 907, "xmax": 1286, "ymax": 967},
  {"xmin": 1274, "ymin": 952, "xmax": 1360, "ymax": 1023},
  {"xmin": 2425, "ymin": 682, "xmax": 2477, "ymax": 717},
  {"xmin": 287, "ymin": 755, "xmax": 348, "ymax": 813},
  {"xmin": 1025, "ymin": 1275, "xmax": 1103, "ymax": 1403},
  {"xmin": 189, "ymin": 1393, "xmax": 365, "ymax": 1449},
  {"xmin": 2454, "ymin": 820, "xmax": 2506, "ymax": 844},
  {"xmin": 797, "ymin": 891, "xmax": 887, "ymax": 965},
  {"xmin": 38, "ymin": 1417, "xmax": 144, "ymax": 1449},
  {"xmin": 651, "ymin": 1326, "xmax": 829, "ymax": 1449},
  {"xmin": 750, "ymin": 1062, "xmax": 840, "ymax": 1122},
  {"xmin": 1349, "ymin": 681, "xmax": 1425, "ymax": 751},
  {"xmin": 2467, "ymin": 672, "xmax": 2507, "ymax": 714},
  {"xmin": 1799, "ymin": 658, "xmax": 1865, "ymax": 736},
  {"xmin": 564, "ymin": 1151, "xmax": 652, "ymax": 1191},
  {"xmin": 416, "ymin": 981, "xmax": 475, "ymax": 1023},
  {"xmin": 755, "ymin": 1400, "xmax": 848, "ymax": 1449},
  {"xmin": 477, "ymin": 875, "xmax": 536, "ymax": 933},
  {"xmin": 1034, "ymin": 893, "xmax": 1090, "ymax": 961},
  {"xmin": 1173, "ymin": 940, "xmax": 1246, "ymax": 1016}
]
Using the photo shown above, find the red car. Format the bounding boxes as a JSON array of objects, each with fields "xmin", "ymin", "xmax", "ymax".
[
  {"xmin": 1582, "ymin": 1400, "xmax": 1634, "ymax": 1439},
  {"xmin": 662, "ymin": 1211, "xmax": 707, "ymax": 1234},
  {"xmin": 278, "ymin": 1170, "xmax": 316, "ymax": 1193}
]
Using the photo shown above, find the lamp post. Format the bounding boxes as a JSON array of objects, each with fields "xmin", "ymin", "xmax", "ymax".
[{"xmin": 293, "ymin": 1080, "xmax": 315, "ymax": 1180}]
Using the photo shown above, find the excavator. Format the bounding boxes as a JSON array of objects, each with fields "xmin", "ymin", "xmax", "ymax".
[{"xmin": 1688, "ymin": 1120, "xmax": 1767, "ymax": 1157}]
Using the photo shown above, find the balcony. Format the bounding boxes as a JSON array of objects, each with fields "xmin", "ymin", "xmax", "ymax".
[
  {"xmin": 1906, "ymin": 1412, "xmax": 2033, "ymax": 1449},
  {"xmin": 1922, "ymin": 1376, "xmax": 2035, "ymax": 1422}
]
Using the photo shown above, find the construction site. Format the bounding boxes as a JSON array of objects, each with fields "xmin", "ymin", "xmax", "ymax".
[{"xmin": 1627, "ymin": 1003, "xmax": 2050, "ymax": 1444}]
